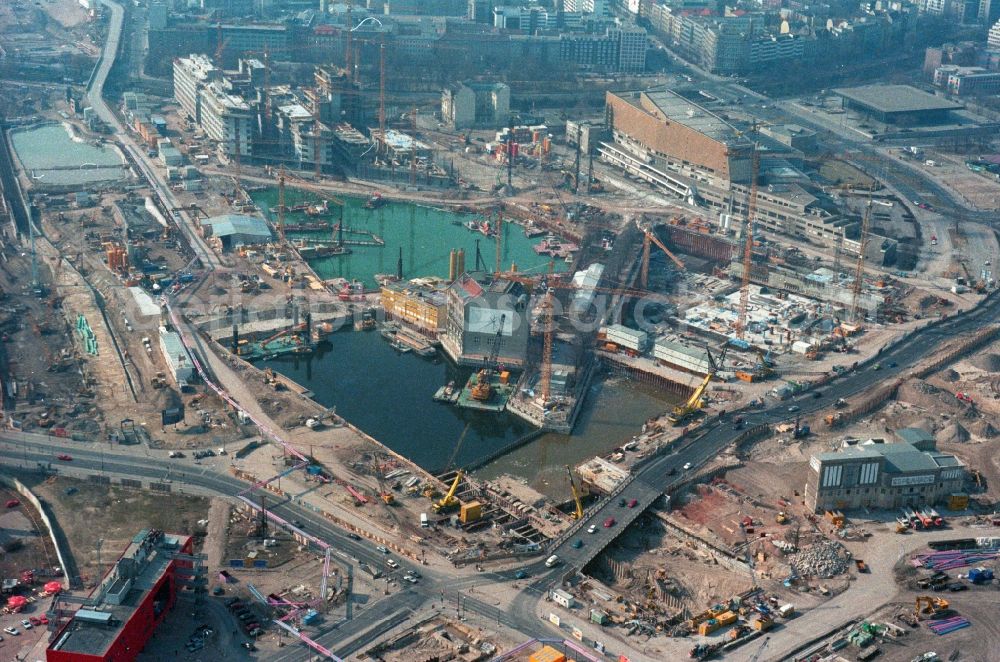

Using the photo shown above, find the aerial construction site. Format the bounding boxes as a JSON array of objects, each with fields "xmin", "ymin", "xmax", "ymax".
[{"xmin": 2, "ymin": 0, "xmax": 1000, "ymax": 660}]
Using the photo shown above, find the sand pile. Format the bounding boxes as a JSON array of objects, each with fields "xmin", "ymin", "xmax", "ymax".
[
  {"xmin": 936, "ymin": 422, "xmax": 970, "ymax": 444},
  {"xmin": 971, "ymin": 353, "xmax": 1000, "ymax": 372},
  {"xmin": 971, "ymin": 420, "xmax": 999, "ymax": 438}
]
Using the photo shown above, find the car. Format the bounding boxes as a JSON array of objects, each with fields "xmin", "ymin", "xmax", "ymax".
[
  {"xmin": 28, "ymin": 617, "xmax": 41, "ymax": 627},
  {"xmin": 243, "ymin": 622, "xmax": 260, "ymax": 631},
  {"xmin": 667, "ymin": 467, "xmax": 677, "ymax": 476},
  {"xmin": 241, "ymin": 642, "xmax": 257, "ymax": 651},
  {"xmin": 347, "ymin": 533, "xmax": 361, "ymax": 541},
  {"xmin": 587, "ymin": 524, "xmax": 597, "ymax": 534},
  {"xmin": 238, "ymin": 613, "xmax": 255, "ymax": 622},
  {"xmin": 39, "ymin": 615, "xmax": 48, "ymax": 625},
  {"xmin": 20, "ymin": 619, "xmax": 32, "ymax": 629},
  {"xmin": 887, "ymin": 361, "xmax": 897, "ymax": 368},
  {"xmin": 787, "ymin": 405, "xmax": 800, "ymax": 413},
  {"xmin": 618, "ymin": 498, "xmax": 627, "ymax": 507},
  {"xmin": 948, "ymin": 583, "xmax": 968, "ymax": 592},
  {"xmin": 4, "ymin": 626, "xmax": 19, "ymax": 635},
  {"xmin": 812, "ymin": 391, "xmax": 822, "ymax": 399},
  {"xmin": 212, "ymin": 586, "xmax": 225, "ymax": 595},
  {"xmin": 386, "ymin": 559, "xmax": 399, "ymax": 569},
  {"xmin": 873, "ymin": 363, "xmax": 882, "ymax": 371},
  {"xmin": 603, "ymin": 517, "xmax": 616, "ymax": 528},
  {"xmin": 514, "ymin": 570, "xmax": 528, "ymax": 580},
  {"xmin": 571, "ymin": 539, "xmax": 583, "ymax": 548},
  {"xmin": 248, "ymin": 628, "xmax": 264, "ymax": 637},
  {"xmin": 408, "ymin": 570, "xmax": 421, "ymax": 579},
  {"xmin": 225, "ymin": 597, "xmax": 242, "ymax": 608},
  {"xmin": 56, "ymin": 454, "xmax": 72, "ymax": 461},
  {"xmin": 627, "ymin": 499, "xmax": 638, "ymax": 508},
  {"xmin": 376, "ymin": 545, "xmax": 389, "ymax": 554},
  {"xmin": 292, "ymin": 520, "xmax": 304, "ymax": 528},
  {"xmin": 683, "ymin": 462, "xmax": 692, "ymax": 471},
  {"xmin": 6, "ymin": 499, "xmax": 20, "ymax": 508},
  {"xmin": 403, "ymin": 574, "xmax": 418, "ymax": 584}
]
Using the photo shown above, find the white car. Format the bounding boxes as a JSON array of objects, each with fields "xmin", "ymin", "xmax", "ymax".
[
  {"xmin": 20, "ymin": 619, "xmax": 31, "ymax": 629},
  {"xmin": 683, "ymin": 462, "xmax": 692, "ymax": 471},
  {"xmin": 587, "ymin": 525, "xmax": 597, "ymax": 534},
  {"xmin": 386, "ymin": 559, "xmax": 399, "ymax": 569},
  {"xmin": 4, "ymin": 626, "xmax": 18, "ymax": 635}
]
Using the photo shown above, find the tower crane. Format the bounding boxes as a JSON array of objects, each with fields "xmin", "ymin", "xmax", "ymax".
[
  {"xmin": 565, "ymin": 465, "xmax": 584, "ymax": 519},
  {"xmin": 736, "ymin": 146, "xmax": 760, "ymax": 340},
  {"xmin": 851, "ymin": 199, "xmax": 873, "ymax": 322},
  {"xmin": 639, "ymin": 225, "xmax": 686, "ymax": 289}
]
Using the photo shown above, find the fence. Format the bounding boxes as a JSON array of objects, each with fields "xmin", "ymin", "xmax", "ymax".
[{"xmin": 1, "ymin": 476, "xmax": 74, "ymax": 589}]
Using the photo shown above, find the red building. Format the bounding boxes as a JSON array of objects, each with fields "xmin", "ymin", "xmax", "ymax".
[{"xmin": 47, "ymin": 530, "xmax": 194, "ymax": 662}]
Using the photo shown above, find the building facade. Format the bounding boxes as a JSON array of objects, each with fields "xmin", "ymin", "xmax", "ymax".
[
  {"xmin": 381, "ymin": 281, "xmax": 448, "ymax": 333},
  {"xmin": 441, "ymin": 82, "xmax": 511, "ymax": 129},
  {"xmin": 805, "ymin": 440, "xmax": 966, "ymax": 512},
  {"xmin": 173, "ymin": 55, "xmax": 253, "ymax": 156},
  {"xmin": 441, "ymin": 273, "xmax": 530, "ymax": 367}
]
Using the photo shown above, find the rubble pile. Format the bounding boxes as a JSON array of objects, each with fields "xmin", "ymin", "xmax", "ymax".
[{"xmin": 789, "ymin": 540, "xmax": 850, "ymax": 578}]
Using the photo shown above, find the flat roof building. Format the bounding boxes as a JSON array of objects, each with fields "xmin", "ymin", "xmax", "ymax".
[
  {"xmin": 805, "ymin": 440, "xmax": 966, "ymax": 512},
  {"xmin": 201, "ymin": 214, "xmax": 272, "ymax": 251},
  {"xmin": 381, "ymin": 279, "xmax": 449, "ymax": 334},
  {"xmin": 47, "ymin": 530, "xmax": 195, "ymax": 662},
  {"xmin": 158, "ymin": 326, "xmax": 193, "ymax": 388},
  {"xmin": 834, "ymin": 85, "xmax": 962, "ymax": 125}
]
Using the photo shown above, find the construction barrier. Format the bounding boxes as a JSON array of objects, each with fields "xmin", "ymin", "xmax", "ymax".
[{"xmin": 0, "ymin": 477, "xmax": 73, "ymax": 590}]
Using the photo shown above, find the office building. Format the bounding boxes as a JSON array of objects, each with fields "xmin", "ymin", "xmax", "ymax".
[
  {"xmin": 441, "ymin": 272, "xmax": 531, "ymax": 368},
  {"xmin": 805, "ymin": 439, "xmax": 966, "ymax": 512},
  {"xmin": 441, "ymin": 82, "xmax": 511, "ymax": 129}
]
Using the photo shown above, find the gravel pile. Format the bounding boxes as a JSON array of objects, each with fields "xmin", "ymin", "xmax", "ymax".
[
  {"xmin": 789, "ymin": 540, "xmax": 850, "ymax": 578},
  {"xmin": 971, "ymin": 420, "xmax": 999, "ymax": 438},
  {"xmin": 971, "ymin": 353, "xmax": 1000, "ymax": 372},
  {"xmin": 936, "ymin": 422, "xmax": 971, "ymax": 444}
]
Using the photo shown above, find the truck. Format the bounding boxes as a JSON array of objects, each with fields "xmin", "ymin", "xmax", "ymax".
[
  {"xmin": 420, "ymin": 513, "xmax": 429, "ymax": 528},
  {"xmin": 544, "ymin": 555, "xmax": 560, "ymax": 568},
  {"xmin": 778, "ymin": 604, "xmax": 795, "ymax": 618}
]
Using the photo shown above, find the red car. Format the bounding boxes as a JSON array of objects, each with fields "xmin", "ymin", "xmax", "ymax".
[
  {"xmin": 39, "ymin": 615, "xmax": 48, "ymax": 625},
  {"xmin": 603, "ymin": 517, "xmax": 616, "ymax": 528},
  {"xmin": 56, "ymin": 454, "xmax": 72, "ymax": 461},
  {"xmin": 28, "ymin": 617, "xmax": 41, "ymax": 627},
  {"xmin": 627, "ymin": 499, "xmax": 638, "ymax": 508},
  {"xmin": 5, "ymin": 499, "xmax": 20, "ymax": 508}
]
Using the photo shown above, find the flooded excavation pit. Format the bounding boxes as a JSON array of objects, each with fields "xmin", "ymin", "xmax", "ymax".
[{"xmin": 10, "ymin": 123, "xmax": 125, "ymax": 187}]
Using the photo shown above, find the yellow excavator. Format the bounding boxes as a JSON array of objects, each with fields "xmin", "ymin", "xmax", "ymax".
[
  {"xmin": 668, "ymin": 346, "xmax": 725, "ymax": 426},
  {"xmin": 915, "ymin": 596, "xmax": 949, "ymax": 619},
  {"xmin": 433, "ymin": 470, "xmax": 464, "ymax": 513},
  {"xmin": 566, "ymin": 465, "xmax": 584, "ymax": 519}
]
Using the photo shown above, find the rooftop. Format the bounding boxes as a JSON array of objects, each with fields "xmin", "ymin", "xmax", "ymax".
[
  {"xmin": 279, "ymin": 103, "xmax": 313, "ymax": 121},
  {"xmin": 635, "ymin": 88, "xmax": 747, "ymax": 145},
  {"xmin": 815, "ymin": 441, "xmax": 965, "ymax": 474},
  {"xmin": 49, "ymin": 531, "xmax": 189, "ymax": 657},
  {"xmin": 834, "ymin": 85, "xmax": 962, "ymax": 114},
  {"xmin": 203, "ymin": 214, "xmax": 272, "ymax": 238}
]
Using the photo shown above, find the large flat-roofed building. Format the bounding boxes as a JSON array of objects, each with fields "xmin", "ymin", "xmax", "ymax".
[
  {"xmin": 654, "ymin": 338, "xmax": 711, "ymax": 375},
  {"xmin": 47, "ymin": 530, "xmax": 195, "ymax": 662},
  {"xmin": 172, "ymin": 54, "xmax": 219, "ymax": 125},
  {"xmin": 441, "ymin": 272, "xmax": 530, "ymax": 367},
  {"xmin": 201, "ymin": 214, "xmax": 272, "ymax": 251},
  {"xmin": 805, "ymin": 440, "xmax": 966, "ymax": 512},
  {"xmin": 602, "ymin": 88, "xmax": 753, "ymax": 188},
  {"xmin": 834, "ymin": 85, "xmax": 963, "ymax": 125}
]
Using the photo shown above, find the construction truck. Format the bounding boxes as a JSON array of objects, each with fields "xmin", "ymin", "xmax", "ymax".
[
  {"xmin": 433, "ymin": 470, "xmax": 464, "ymax": 513},
  {"xmin": 669, "ymin": 346, "xmax": 725, "ymax": 426},
  {"xmin": 915, "ymin": 596, "xmax": 949, "ymax": 619}
]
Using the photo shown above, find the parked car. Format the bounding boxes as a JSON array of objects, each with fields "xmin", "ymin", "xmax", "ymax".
[
  {"xmin": 241, "ymin": 642, "xmax": 257, "ymax": 651},
  {"xmin": 4, "ymin": 627, "xmax": 19, "ymax": 636},
  {"xmin": 20, "ymin": 619, "xmax": 32, "ymax": 630},
  {"xmin": 28, "ymin": 617, "xmax": 41, "ymax": 627},
  {"xmin": 5, "ymin": 499, "xmax": 20, "ymax": 508},
  {"xmin": 514, "ymin": 570, "xmax": 528, "ymax": 580},
  {"xmin": 627, "ymin": 499, "xmax": 638, "ymax": 508}
]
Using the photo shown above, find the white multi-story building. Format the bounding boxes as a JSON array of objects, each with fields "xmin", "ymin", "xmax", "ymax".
[
  {"xmin": 199, "ymin": 82, "xmax": 253, "ymax": 157},
  {"xmin": 989, "ymin": 18, "xmax": 1000, "ymax": 48},
  {"xmin": 173, "ymin": 54, "xmax": 220, "ymax": 126}
]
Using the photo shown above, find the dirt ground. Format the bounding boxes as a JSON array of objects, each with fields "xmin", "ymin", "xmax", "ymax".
[
  {"xmin": 38, "ymin": 0, "xmax": 90, "ymax": 28},
  {"xmin": 0, "ymin": 484, "xmax": 60, "ymax": 580},
  {"xmin": 910, "ymin": 150, "xmax": 1000, "ymax": 212},
  {"xmin": 25, "ymin": 475, "xmax": 209, "ymax": 588}
]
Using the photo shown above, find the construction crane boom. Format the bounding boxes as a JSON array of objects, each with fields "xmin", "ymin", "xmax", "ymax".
[
  {"xmin": 433, "ymin": 470, "xmax": 464, "ymax": 512},
  {"xmin": 667, "ymin": 346, "xmax": 725, "ymax": 425},
  {"xmin": 851, "ymin": 200, "xmax": 872, "ymax": 322},
  {"xmin": 565, "ymin": 465, "xmax": 584, "ymax": 519},
  {"xmin": 736, "ymin": 147, "xmax": 760, "ymax": 340}
]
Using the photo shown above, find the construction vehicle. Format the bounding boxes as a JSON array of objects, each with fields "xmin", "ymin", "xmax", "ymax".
[
  {"xmin": 669, "ymin": 346, "xmax": 725, "ymax": 426},
  {"xmin": 825, "ymin": 510, "xmax": 846, "ymax": 528},
  {"xmin": 566, "ymin": 465, "xmax": 584, "ymax": 519},
  {"xmin": 915, "ymin": 596, "xmax": 949, "ymax": 619},
  {"xmin": 639, "ymin": 224, "xmax": 686, "ymax": 289},
  {"xmin": 775, "ymin": 512, "xmax": 788, "ymax": 525},
  {"xmin": 151, "ymin": 372, "xmax": 167, "ymax": 389},
  {"xmin": 470, "ymin": 314, "xmax": 505, "ymax": 402},
  {"xmin": 855, "ymin": 559, "xmax": 869, "ymax": 573},
  {"xmin": 824, "ymin": 412, "xmax": 845, "ymax": 427},
  {"xmin": 433, "ymin": 470, "xmax": 464, "ymax": 513}
]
